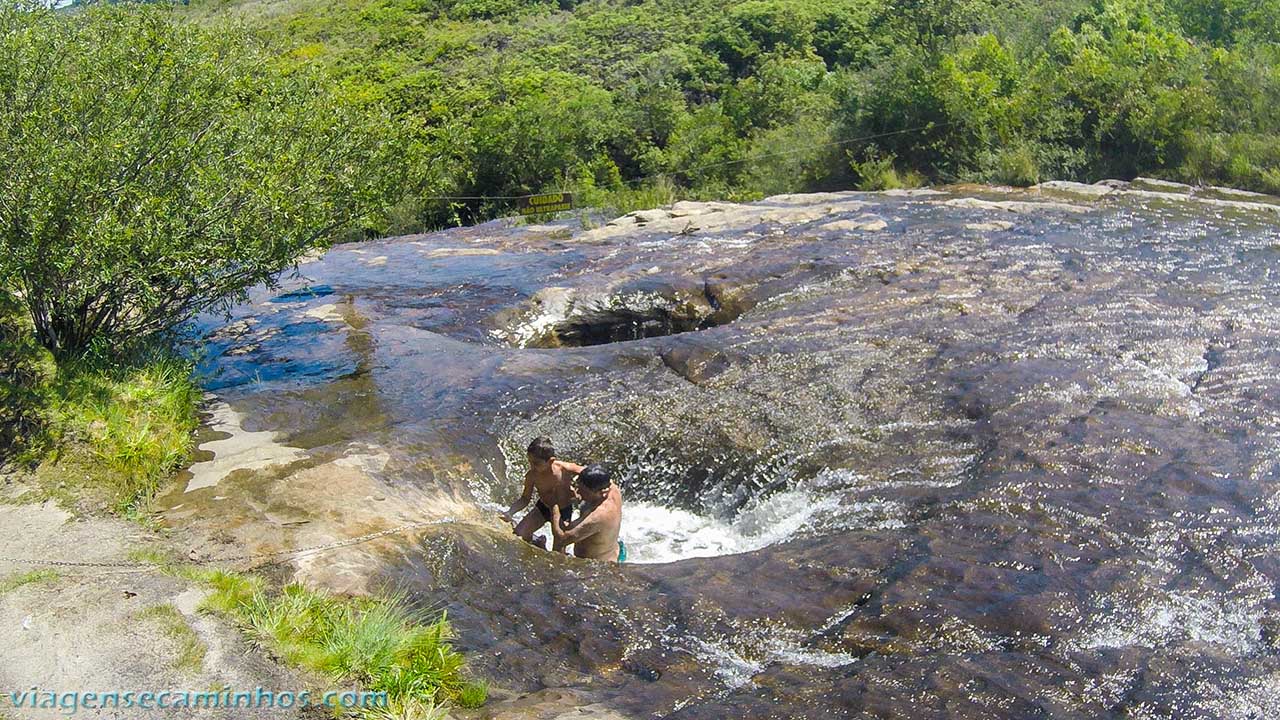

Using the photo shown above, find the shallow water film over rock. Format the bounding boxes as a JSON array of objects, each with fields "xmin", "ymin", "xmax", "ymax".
[{"xmin": 173, "ymin": 184, "xmax": 1280, "ymax": 718}]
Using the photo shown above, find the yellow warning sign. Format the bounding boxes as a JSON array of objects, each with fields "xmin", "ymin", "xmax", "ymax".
[{"xmin": 518, "ymin": 192, "xmax": 574, "ymax": 215}]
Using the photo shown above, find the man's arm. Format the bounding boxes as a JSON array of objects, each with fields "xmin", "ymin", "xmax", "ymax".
[
  {"xmin": 502, "ymin": 472, "xmax": 535, "ymax": 522},
  {"xmin": 550, "ymin": 504, "xmax": 601, "ymax": 552}
]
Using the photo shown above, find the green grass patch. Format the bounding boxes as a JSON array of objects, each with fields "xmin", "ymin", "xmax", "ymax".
[
  {"xmin": 127, "ymin": 546, "xmax": 184, "ymax": 572},
  {"xmin": 189, "ymin": 569, "xmax": 486, "ymax": 714},
  {"xmin": 40, "ymin": 352, "xmax": 201, "ymax": 516},
  {"xmin": 1, "ymin": 291, "xmax": 201, "ymax": 519},
  {"xmin": 191, "ymin": 568, "xmax": 268, "ymax": 614},
  {"xmin": 0, "ymin": 569, "xmax": 59, "ymax": 595},
  {"xmin": 138, "ymin": 603, "xmax": 207, "ymax": 673}
]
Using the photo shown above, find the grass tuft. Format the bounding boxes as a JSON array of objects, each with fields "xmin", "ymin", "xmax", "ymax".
[
  {"xmin": 137, "ymin": 603, "xmax": 207, "ymax": 673},
  {"xmin": 991, "ymin": 143, "xmax": 1042, "ymax": 187},
  {"xmin": 0, "ymin": 569, "xmax": 58, "ymax": 595},
  {"xmin": 41, "ymin": 352, "xmax": 201, "ymax": 516},
  {"xmin": 4, "ymin": 288, "xmax": 201, "ymax": 519},
  {"xmin": 849, "ymin": 150, "xmax": 923, "ymax": 191},
  {"xmin": 192, "ymin": 570, "xmax": 484, "ymax": 714},
  {"xmin": 127, "ymin": 546, "xmax": 181, "ymax": 572},
  {"xmin": 190, "ymin": 567, "xmax": 267, "ymax": 614},
  {"xmin": 455, "ymin": 681, "xmax": 489, "ymax": 710},
  {"xmin": 585, "ymin": 177, "xmax": 682, "ymax": 219}
]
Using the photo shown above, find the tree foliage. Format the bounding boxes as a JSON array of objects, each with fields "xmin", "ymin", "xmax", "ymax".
[
  {"xmin": 177, "ymin": 0, "xmax": 1280, "ymax": 221},
  {"xmin": 4, "ymin": 0, "xmax": 1275, "ymax": 260},
  {"xmin": 0, "ymin": 2, "xmax": 405, "ymax": 355}
]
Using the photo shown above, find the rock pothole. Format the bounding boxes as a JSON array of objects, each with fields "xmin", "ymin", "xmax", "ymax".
[{"xmin": 493, "ymin": 277, "xmax": 755, "ymax": 348}]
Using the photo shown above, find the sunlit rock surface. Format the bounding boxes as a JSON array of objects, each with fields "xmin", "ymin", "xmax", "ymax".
[{"xmin": 164, "ymin": 183, "xmax": 1280, "ymax": 718}]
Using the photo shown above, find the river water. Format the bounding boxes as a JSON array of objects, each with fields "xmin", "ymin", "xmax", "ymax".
[{"xmin": 169, "ymin": 183, "xmax": 1280, "ymax": 718}]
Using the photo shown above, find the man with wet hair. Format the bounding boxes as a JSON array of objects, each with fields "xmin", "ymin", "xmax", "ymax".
[
  {"xmin": 502, "ymin": 437, "xmax": 583, "ymax": 549},
  {"xmin": 550, "ymin": 463, "xmax": 625, "ymax": 563}
]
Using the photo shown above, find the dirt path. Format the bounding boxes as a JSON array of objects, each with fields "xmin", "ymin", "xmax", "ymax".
[{"xmin": 0, "ymin": 492, "xmax": 310, "ymax": 720}]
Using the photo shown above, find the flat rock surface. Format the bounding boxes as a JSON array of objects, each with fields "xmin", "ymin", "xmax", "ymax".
[{"xmin": 119, "ymin": 183, "xmax": 1280, "ymax": 718}]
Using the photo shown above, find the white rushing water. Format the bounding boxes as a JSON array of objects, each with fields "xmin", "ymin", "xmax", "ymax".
[{"xmin": 619, "ymin": 486, "xmax": 905, "ymax": 564}]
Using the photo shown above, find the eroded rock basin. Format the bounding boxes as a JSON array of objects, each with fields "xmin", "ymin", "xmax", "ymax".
[{"xmin": 161, "ymin": 183, "xmax": 1280, "ymax": 718}]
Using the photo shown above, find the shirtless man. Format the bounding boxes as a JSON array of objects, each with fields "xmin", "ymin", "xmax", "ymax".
[
  {"xmin": 550, "ymin": 463, "xmax": 625, "ymax": 563},
  {"xmin": 502, "ymin": 437, "xmax": 582, "ymax": 549}
]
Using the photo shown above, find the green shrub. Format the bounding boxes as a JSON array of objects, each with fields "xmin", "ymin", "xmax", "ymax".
[
  {"xmin": 581, "ymin": 176, "xmax": 682, "ymax": 218},
  {"xmin": 990, "ymin": 143, "xmax": 1042, "ymax": 186},
  {"xmin": 0, "ymin": 3, "xmax": 406, "ymax": 356},
  {"xmin": 850, "ymin": 150, "xmax": 905, "ymax": 190},
  {"xmin": 1180, "ymin": 132, "xmax": 1280, "ymax": 192},
  {"xmin": 175, "ymin": 0, "xmax": 1280, "ymax": 212}
]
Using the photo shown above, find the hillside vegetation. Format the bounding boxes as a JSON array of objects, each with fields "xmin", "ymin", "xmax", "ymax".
[{"xmin": 184, "ymin": 0, "xmax": 1280, "ymax": 230}]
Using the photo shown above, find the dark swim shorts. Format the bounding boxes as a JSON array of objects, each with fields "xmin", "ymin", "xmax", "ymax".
[{"xmin": 536, "ymin": 499, "xmax": 573, "ymax": 522}]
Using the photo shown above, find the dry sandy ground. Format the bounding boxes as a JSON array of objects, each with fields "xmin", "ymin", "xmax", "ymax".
[{"xmin": 0, "ymin": 492, "xmax": 311, "ymax": 720}]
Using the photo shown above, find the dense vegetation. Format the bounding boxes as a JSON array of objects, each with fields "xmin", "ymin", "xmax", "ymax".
[
  {"xmin": 2, "ymin": 0, "xmax": 1271, "ymax": 496},
  {"xmin": 0, "ymin": 2, "xmax": 405, "ymax": 356},
  {"xmin": 183, "ymin": 0, "xmax": 1280, "ymax": 230},
  {"xmin": 0, "ymin": 3, "xmax": 394, "ymax": 513}
]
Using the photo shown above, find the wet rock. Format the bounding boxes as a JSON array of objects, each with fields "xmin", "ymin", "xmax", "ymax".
[
  {"xmin": 941, "ymin": 197, "xmax": 1091, "ymax": 214},
  {"xmin": 303, "ymin": 303, "xmax": 345, "ymax": 323},
  {"xmin": 1260, "ymin": 614, "xmax": 1280, "ymax": 651},
  {"xmin": 819, "ymin": 215, "xmax": 888, "ymax": 233},
  {"xmin": 660, "ymin": 344, "xmax": 732, "ymax": 385},
  {"xmin": 629, "ymin": 208, "xmax": 672, "ymax": 224},
  {"xmin": 763, "ymin": 191, "xmax": 864, "ymax": 205},
  {"xmin": 173, "ymin": 185, "xmax": 1280, "ymax": 719},
  {"xmin": 880, "ymin": 187, "xmax": 947, "ymax": 197},
  {"xmin": 468, "ymin": 688, "xmax": 632, "ymax": 720},
  {"xmin": 1094, "ymin": 178, "xmax": 1131, "ymax": 190},
  {"xmin": 491, "ymin": 287, "xmax": 576, "ymax": 347},
  {"xmin": 181, "ymin": 400, "xmax": 306, "ymax": 492},
  {"xmin": 965, "ymin": 220, "xmax": 1015, "ymax": 232},
  {"xmin": 759, "ymin": 205, "xmax": 832, "ymax": 225},
  {"xmin": 495, "ymin": 273, "xmax": 760, "ymax": 348},
  {"xmin": 270, "ymin": 284, "xmax": 333, "ymax": 302},
  {"xmin": 701, "ymin": 274, "xmax": 758, "ymax": 325},
  {"xmin": 1201, "ymin": 185, "xmax": 1278, "ymax": 203},
  {"xmin": 1032, "ymin": 181, "xmax": 1117, "ymax": 199},
  {"xmin": 668, "ymin": 200, "xmax": 726, "ymax": 217},
  {"xmin": 506, "ymin": 279, "xmax": 720, "ymax": 349},
  {"xmin": 423, "ymin": 247, "xmax": 503, "ymax": 258},
  {"xmin": 1125, "ymin": 188, "xmax": 1280, "ymax": 214},
  {"xmin": 623, "ymin": 659, "xmax": 662, "ymax": 681},
  {"xmin": 1131, "ymin": 177, "xmax": 1193, "ymax": 193}
]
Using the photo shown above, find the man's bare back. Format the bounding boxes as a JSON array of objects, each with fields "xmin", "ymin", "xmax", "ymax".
[{"xmin": 550, "ymin": 463, "xmax": 624, "ymax": 562}]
